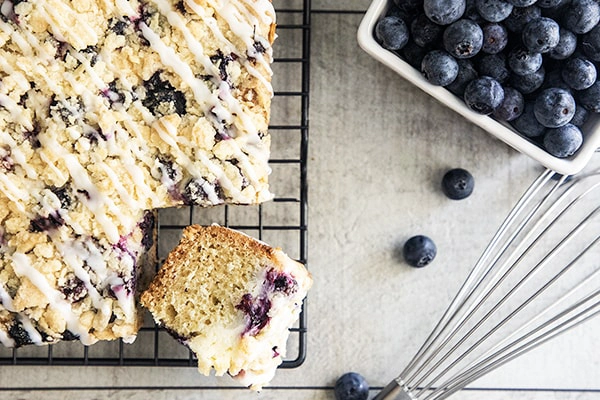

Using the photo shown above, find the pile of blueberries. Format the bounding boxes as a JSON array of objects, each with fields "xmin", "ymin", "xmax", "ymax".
[{"xmin": 375, "ymin": 0, "xmax": 600, "ymax": 158}]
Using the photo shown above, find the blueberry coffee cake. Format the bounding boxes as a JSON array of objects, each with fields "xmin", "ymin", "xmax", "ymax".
[
  {"xmin": 0, "ymin": 0, "xmax": 276, "ymax": 347},
  {"xmin": 140, "ymin": 225, "xmax": 312, "ymax": 390}
]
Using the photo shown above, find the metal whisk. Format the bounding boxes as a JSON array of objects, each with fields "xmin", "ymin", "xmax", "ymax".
[{"xmin": 376, "ymin": 165, "xmax": 600, "ymax": 400}]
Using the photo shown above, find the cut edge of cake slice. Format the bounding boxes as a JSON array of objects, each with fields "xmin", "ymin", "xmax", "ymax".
[{"xmin": 140, "ymin": 224, "xmax": 312, "ymax": 390}]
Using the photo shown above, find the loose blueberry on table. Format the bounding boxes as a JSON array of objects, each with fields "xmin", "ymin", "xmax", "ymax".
[
  {"xmin": 403, "ymin": 235, "xmax": 437, "ymax": 268},
  {"xmin": 373, "ymin": 0, "xmax": 600, "ymax": 159},
  {"xmin": 442, "ymin": 168, "xmax": 475, "ymax": 199},
  {"xmin": 334, "ymin": 372, "xmax": 370, "ymax": 400}
]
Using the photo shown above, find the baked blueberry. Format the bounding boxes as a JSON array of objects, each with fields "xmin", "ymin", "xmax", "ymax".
[
  {"xmin": 421, "ymin": 50, "xmax": 459, "ymax": 86},
  {"xmin": 139, "ymin": 211, "xmax": 155, "ymax": 251},
  {"xmin": 403, "ymin": 235, "xmax": 437, "ymax": 268},
  {"xmin": 61, "ymin": 276, "xmax": 88, "ymax": 303},
  {"xmin": 509, "ymin": 66, "xmax": 545, "ymax": 94},
  {"xmin": 49, "ymin": 185, "xmax": 71, "ymax": 209},
  {"xmin": 563, "ymin": 0, "xmax": 600, "ymax": 34},
  {"xmin": 511, "ymin": 101, "xmax": 546, "ymax": 137},
  {"xmin": 477, "ymin": 54, "xmax": 510, "ymax": 83},
  {"xmin": 578, "ymin": 81, "xmax": 600, "ymax": 112},
  {"xmin": 534, "ymin": 88, "xmax": 575, "ymax": 128},
  {"xmin": 411, "ymin": 13, "xmax": 444, "ymax": 48},
  {"xmin": 562, "ymin": 57, "xmax": 597, "ymax": 90},
  {"xmin": 475, "ymin": 0, "xmax": 513, "ymax": 22},
  {"xmin": 464, "ymin": 76, "xmax": 504, "ymax": 114},
  {"xmin": 543, "ymin": 124, "xmax": 584, "ymax": 157},
  {"xmin": 443, "ymin": 19, "xmax": 484, "ymax": 58},
  {"xmin": 375, "ymin": 16, "xmax": 410, "ymax": 51},
  {"xmin": 507, "ymin": 46, "xmax": 542, "ymax": 76},
  {"xmin": 481, "ymin": 23, "xmax": 508, "ymax": 54},
  {"xmin": 424, "ymin": 0, "xmax": 466, "ymax": 25},
  {"xmin": 334, "ymin": 372, "xmax": 369, "ymax": 400},
  {"xmin": 9, "ymin": 322, "xmax": 33, "ymax": 348},
  {"xmin": 446, "ymin": 59, "xmax": 479, "ymax": 96},
  {"xmin": 504, "ymin": 5, "xmax": 541, "ymax": 32},
  {"xmin": 142, "ymin": 71, "xmax": 186, "ymax": 117},
  {"xmin": 522, "ymin": 17, "xmax": 560, "ymax": 53},
  {"xmin": 236, "ymin": 293, "xmax": 272, "ymax": 336},
  {"xmin": 493, "ymin": 86, "xmax": 524, "ymax": 121},
  {"xmin": 548, "ymin": 28, "xmax": 577, "ymax": 60},
  {"xmin": 29, "ymin": 212, "xmax": 65, "ymax": 232},
  {"xmin": 442, "ymin": 168, "xmax": 475, "ymax": 199}
]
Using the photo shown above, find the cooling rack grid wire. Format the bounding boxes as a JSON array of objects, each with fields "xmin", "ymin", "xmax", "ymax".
[{"xmin": 0, "ymin": 0, "xmax": 311, "ymax": 370}]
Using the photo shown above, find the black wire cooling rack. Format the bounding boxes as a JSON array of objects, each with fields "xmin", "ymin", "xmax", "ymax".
[{"xmin": 0, "ymin": 0, "xmax": 311, "ymax": 370}]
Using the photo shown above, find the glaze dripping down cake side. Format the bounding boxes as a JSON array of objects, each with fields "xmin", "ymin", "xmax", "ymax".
[
  {"xmin": 140, "ymin": 225, "xmax": 312, "ymax": 390},
  {"xmin": 0, "ymin": 0, "xmax": 275, "ymax": 346}
]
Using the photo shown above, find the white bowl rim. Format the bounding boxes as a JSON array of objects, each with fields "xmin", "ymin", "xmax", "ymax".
[{"xmin": 357, "ymin": 0, "xmax": 600, "ymax": 175}]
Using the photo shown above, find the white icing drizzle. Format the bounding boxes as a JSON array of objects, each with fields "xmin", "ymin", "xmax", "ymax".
[
  {"xmin": 39, "ymin": 2, "xmax": 99, "ymax": 50},
  {"xmin": 10, "ymin": 252, "xmax": 93, "ymax": 345},
  {"xmin": 17, "ymin": 312, "xmax": 44, "ymax": 344},
  {"xmin": 183, "ymin": 0, "xmax": 274, "ymax": 95},
  {"xmin": 0, "ymin": 93, "xmax": 33, "ymax": 131},
  {"xmin": 138, "ymin": 22, "xmax": 236, "ymax": 129},
  {"xmin": 0, "ymin": 130, "xmax": 38, "ymax": 179},
  {"xmin": 154, "ymin": 118, "xmax": 224, "ymax": 203},
  {"xmin": 0, "ymin": 327, "xmax": 15, "ymax": 347},
  {"xmin": 0, "ymin": 174, "xmax": 27, "ymax": 212},
  {"xmin": 0, "ymin": 282, "xmax": 15, "ymax": 311}
]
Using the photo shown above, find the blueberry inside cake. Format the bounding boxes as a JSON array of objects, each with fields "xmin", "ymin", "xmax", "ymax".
[
  {"xmin": 140, "ymin": 225, "xmax": 312, "ymax": 390},
  {"xmin": 0, "ymin": 0, "xmax": 275, "ymax": 347}
]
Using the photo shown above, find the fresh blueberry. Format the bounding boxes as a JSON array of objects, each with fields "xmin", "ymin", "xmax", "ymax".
[
  {"xmin": 446, "ymin": 59, "xmax": 479, "ymax": 95},
  {"xmin": 481, "ymin": 23, "xmax": 508, "ymax": 54},
  {"xmin": 334, "ymin": 372, "xmax": 369, "ymax": 400},
  {"xmin": 504, "ymin": 5, "xmax": 541, "ymax": 32},
  {"xmin": 548, "ymin": 28, "xmax": 577, "ymax": 60},
  {"xmin": 142, "ymin": 71, "xmax": 186, "ymax": 117},
  {"xmin": 464, "ymin": 76, "xmax": 504, "ymax": 114},
  {"xmin": 411, "ymin": 14, "xmax": 444, "ymax": 48},
  {"xmin": 505, "ymin": 0, "xmax": 536, "ymax": 6},
  {"xmin": 475, "ymin": 0, "xmax": 513, "ymax": 22},
  {"xmin": 511, "ymin": 101, "xmax": 546, "ymax": 137},
  {"xmin": 442, "ymin": 168, "xmax": 475, "ymax": 199},
  {"xmin": 493, "ymin": 86, "xmax": 524, "ymax": 121},
  {"xmin": 424, "ymin": 0, "xmax": 466, "ymax": 25},
  {"xmin": 543, "ymin": 124, "xmax": 584, "ymax": 157},
  {"xmin": 562, "ymin": 0, "xmax": 600, "ymax": 34},
  {"xmin": 403, "ymin": 235, "xmax": 437, "ymax": 268},
  {"xmin": 570, "ymin": 105, "xmax": 590, "ymax": 127},
  {"xmin": 375, "ymin": 16, "xmax": 410, "ymax": 51},
  {"xmin": 582, "ymin": 25, "xmax": 600, "ymax": 62},
  {"xmin": 421, "ymin": 50, "xmax": 459, "ymax": 86},
  {"xmin": 402, "ymin": 41, "xmax": 428, "ymax": 69},
  {"xmin": 477, "ymin": 53, "xmax": 510, "ymax": 83},
  {"xmin": 443, "ymin": 19, "xmax": 484, "ymax": 58},
  {"xmin": 536, "ymin": 0, "xmax": 565, "ymax": 7},
  {"xmin": 561, "ymin": 57, "xmax": 597, "ymax": 90},
  {"xmin": 509, "ymin": 66, "xmax": 545, "ymax": 94},
  {"xmin": 534, "ymin": 88, "xmax": 575, "ymax": 127},
  {"xmin": 507, "ymin": 46, "xmax": 543, "ymax": 76},
  {"xmin": 464, "ymin": 0, "xmax": 486, "ymax": 22},
  {"xmin": 578, "ymin": 81, "xmax": 600, "ymax": 112},
  {"xmin": 522, "ymin": 17, "xmax": 560, "ymax": 53},
  {"xmin": 541, "ymin": 68, "xmax": 571, "ymax": 91},
  {"xmin": 393, "ymin": 0, "xmax": 424, "ymax": 19}
]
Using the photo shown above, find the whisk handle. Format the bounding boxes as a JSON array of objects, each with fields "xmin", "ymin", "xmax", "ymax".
[{"xmin": 374, "ymin": 380, "xmax": 415, "ymax": 400}]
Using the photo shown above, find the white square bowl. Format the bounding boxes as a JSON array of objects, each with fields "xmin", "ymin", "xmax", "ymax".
[{"xmin": 357, "ymin": 0, "xmax": 600, "ymax": 175}]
